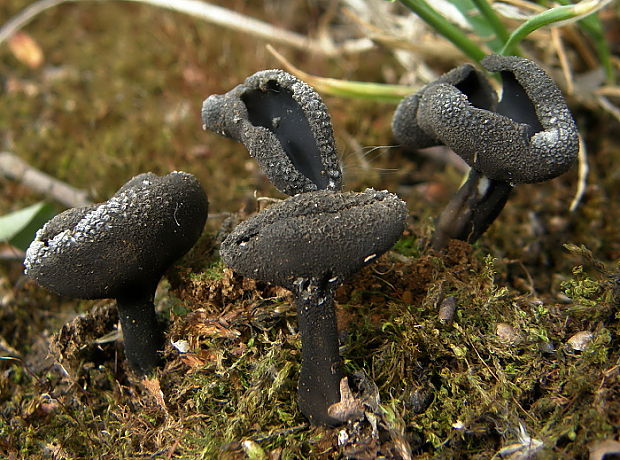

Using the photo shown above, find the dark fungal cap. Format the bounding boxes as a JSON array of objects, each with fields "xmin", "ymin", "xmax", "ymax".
[
  {"xmin": 392, "ymin": 63, "xmax": 497, "ymax": 150},
  {"xmin": 418, "ymin": 55, "xmax": 578, "ymax": 184},
  {"xmin": 202, "ymin": 69, "xmax": 342, "ymax": 195},
  {"xmin": 24, "ymin": 171, "xmax": 208, "ymax": 299},
  {"xmin": 393, "ymin": 55, "xmax": 578, "ymax": 184},
  {"xmin": 220, "ymin": 189, "xmax": 407, "ymax": 290}
]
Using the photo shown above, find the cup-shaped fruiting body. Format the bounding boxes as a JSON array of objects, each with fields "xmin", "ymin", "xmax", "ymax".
[
  {"xmin": 202, "ymin": 69, "xmax": 342, "ymax": 195},
  {"xmin": 25, "ymin": 171, "xmax": 209, "ymax": 375},
  {"xmin": 392, "ymin": 63, "xmax": 497, "ymax": 150},
  {"xmin": 220, "ymin": 189, "xmax": 407, "ymax": 425},
  {"xmin": 392, "ymin": 55, "xmax": 579, "ymax": 249},
  {"xmin": 394, "ymin": 55, "xmax": 579, "ymax": 185}
]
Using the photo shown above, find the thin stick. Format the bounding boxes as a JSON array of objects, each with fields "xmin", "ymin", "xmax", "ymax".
[
  {"xmin": 0, "ymin": 0, "xmax": 373, "ymax": 56},
  {"xmin": 0, "ymin": 0, "xmax": 69, "ymax": 45},
  {"xmin": 0, "ymin": 152, "xmax": 92, "ymax": 208},
  {"xmin": 551, "ymin": 27, "xmax": 574, "ymax": 95}
]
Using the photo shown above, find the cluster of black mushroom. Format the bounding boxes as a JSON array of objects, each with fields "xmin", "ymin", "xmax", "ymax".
[
  {"xmin": 202, "ymin": 69, "xmax": 408, "ymax": 425},
  {"xmin": 23, "ymin": 54, "xmax": 578, "ymax": 427}
]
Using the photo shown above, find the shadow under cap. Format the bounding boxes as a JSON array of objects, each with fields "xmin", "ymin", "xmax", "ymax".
[
  {"xmin": 202, "ymin": 69, "xmax": 342, "ymax": 195},
  {"xmin": 220, "ymin": 189, "xmax": 408, "ymax": 290}
]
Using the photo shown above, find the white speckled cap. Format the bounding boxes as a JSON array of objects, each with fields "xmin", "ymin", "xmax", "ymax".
[{"xmin": 24, "ymin": 171, "xmax": 208, "ymax": 299}]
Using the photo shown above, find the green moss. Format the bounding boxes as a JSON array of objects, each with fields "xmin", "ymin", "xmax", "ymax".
[
  {"xmin": 189, "ymin": 260, "xmax": 226, "ymax": 282},
  {"xmin": 393, "ymin": 235, "xmax": 422, "ymax": 258}
]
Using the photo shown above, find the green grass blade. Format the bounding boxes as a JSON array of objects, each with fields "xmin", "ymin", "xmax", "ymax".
[
  {"xmin": 268, "ymin": 44, "xmax": 418, "ymax": 103},
  {"xmin": 470, "ymin": 0, "xmax": 511, "ymax": 44},
  {"xmin": 450, "ymin": 0, "xmax": 505, "ymax": 53},
  {"xmin": 501, "ymin": 1, "xmax": 612, "ymax": 56},
  {"xmin": 307, "ymin": 78, "xmax": 418, "ymax": 103},
  {"xmin": 0, "ymin": 201, "xmax": 56, "ymax": 251}
]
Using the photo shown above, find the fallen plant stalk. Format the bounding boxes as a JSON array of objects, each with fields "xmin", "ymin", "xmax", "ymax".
[
  {"xmin": 0, "ymin": 152, "xmax": 92, "ymax": 208},
  {"xmin": 0, "ymin": 0, "xmax": 373, "ymax": 56}
]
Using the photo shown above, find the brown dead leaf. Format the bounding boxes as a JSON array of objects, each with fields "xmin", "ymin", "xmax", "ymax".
[
  {"xmin": 328, "ymin": 377, "xmax": 365, "ymax": 422},
  {"xmin": 180, "ymin": 353, "xmax": 207, "ymax": 369},
  {"xmin": 8, "ymin": 32, "xmax": 44, "ymax": 69},
  {"xmin": 181, "ymin": 349, "xmax": 222, "ymax": 371},
  {"xmin": 194, "ymin": 320, "xmax": 241, "ymax": 339},
  {"xmin": 142, "ymin": 377, "xmax": 168, "ymax": 413},
  {"xmin": 187, "ymin": 311, "xmax": 242, "ymax": 339}
]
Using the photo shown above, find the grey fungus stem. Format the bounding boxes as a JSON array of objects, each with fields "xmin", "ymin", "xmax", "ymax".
[
  {"xmin": 201, "ymin": 69, "xmax": 342, "ymax": 195},
  {"xmin": 431, "ymin": 170, "xmax": 513, "ymax": 251},
  {"xmin": 220, "ymin": 189, "xmax": 407, "ymax": 425},
  {"xmin": 24, "ymin": 171, "xmax": 208, "ymax": 376},
  {"xmin": 392, "ymin": 55, "xmax": 579, "ymax": 250}
]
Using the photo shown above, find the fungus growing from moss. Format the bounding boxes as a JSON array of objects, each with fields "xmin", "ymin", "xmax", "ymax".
[
  {"xmin": 201, "ymin": 69, "xmax": 342, "ymax": 195},
  {"xmin": 220, "ymin": 189, "xmax": 407, "ymax": 425},
  {"xmin": 24, "ymin": 171, "xmax": 208, "ymax": 376},
  {"xmin": 392, "ymin": 55, "xmax": 579, "ymax": 250}
]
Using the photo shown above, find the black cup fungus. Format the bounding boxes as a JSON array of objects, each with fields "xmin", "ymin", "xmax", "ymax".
[{"xmin": 24, "ymin": 171, "xmax": 208, "ymax": 376}]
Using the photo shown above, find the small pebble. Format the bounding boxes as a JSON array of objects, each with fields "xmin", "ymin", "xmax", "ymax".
[
  {"xmin": 496, "ymin": 323, "xmax": 520, "ymax": 343},
  {"xmin": 538, "ymin": 341, "xmax": 555, "ymax": 354},
  {"xmin": 408, "ymin": 388, "xmax": 434, "ymax": 414},
  {"xmin": 567, "ymin": 331, "xmax": 593, "ymax": 352},
  {"xmin": 438, "ymin": 296, "xmax": 456, "ymax": 324}
]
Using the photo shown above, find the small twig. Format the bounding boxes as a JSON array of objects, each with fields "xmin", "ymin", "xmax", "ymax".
[
  {"xmin": 569, "ymin": 135, "xmax": 588, "ymax": 212},
  {"xmin": 595, "ymin": 95, "xmax": 620, "ymax": 124},
  {"xmin": 0, "ymin": 0, "xmax": 69, "ymax": 45},
  {"xmin": 596, "ymin": 86, "xmax": 620, "ymax": 98},
  {"xmin": 551, "ymin": 27, "xmax": 574, "ymax": 95},
  {"xmin": 0, "ymin": 245, "xmax": 25, "ymax": 262},
  {"xmin": 0, "ymin": 0, "xmax": 373, "ymax": 56},
  {"xmin": 0, "ymin": 152, "xmax": 92, "ymax": 208}
]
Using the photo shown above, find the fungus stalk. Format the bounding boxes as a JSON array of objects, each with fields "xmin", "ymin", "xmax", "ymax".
[
  {"xmin": 392, "ymin": 55, "xmax": 578, "ymax": 250},
  {"xmin": 219, "ymin": 189, "xmax": 407, "ymax": 425},
  {"xmin": 207, "ymin": 70, "xmax": 407, "ymax": 426},
  {"xmin": 294, "ymin": 279, "xmax": 344, "ymax": 426},
  {"xmin": 116, "ymin": 290, "xmax": 164, "ymax": 376},
  {"xmin": 431, "ymin": 169, "xmax": 513, "ymax": 250}
]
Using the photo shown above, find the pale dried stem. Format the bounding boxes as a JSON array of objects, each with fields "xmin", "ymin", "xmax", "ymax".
[
  {"xmin": 0, "ymin": 0, "xmax": 373, "ymax": 56},
  {"xmin": 569, "ymin": 136, "xmax": 588, "ymax": 212},
  {"xmin": 551, "ymin": 28, "xmax": 574, "ymax": 95},
  {"xmin": 0, "ymin": 152, "xmax": 92, "ymax": 208}
]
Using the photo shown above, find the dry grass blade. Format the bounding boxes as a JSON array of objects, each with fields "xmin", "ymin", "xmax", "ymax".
[
  {"xmin": 570, "ymin": 136, "xmax": 588, "ymax": 212},
  {"xmin": 267, "ymin": 44, "xmax": 417, "ymax": 102},
  {"xmin": 0, "ymin": 0, "xmax": 373, "ymax": 56}
]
